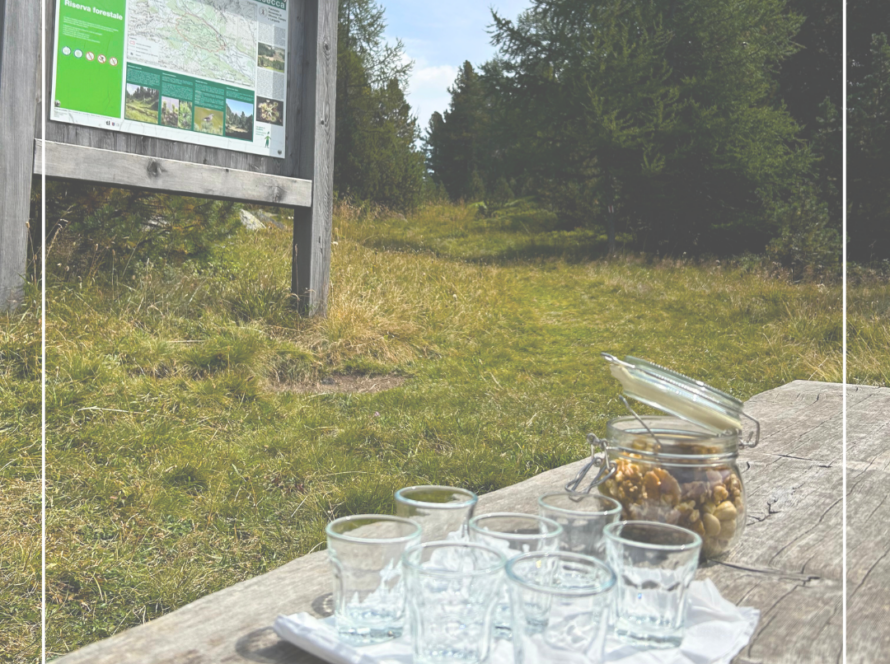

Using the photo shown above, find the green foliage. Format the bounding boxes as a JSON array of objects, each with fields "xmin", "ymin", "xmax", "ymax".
[
  {"xmin": 486, "ymin": 177, "xmax": 515, "ymax": 210},
  {"xmin": 334, "ymin": 0, "xmax": 427, "ymax": 211},
  {"xmin": 766, "ymin": 186, "xmax": 841, "ymax": 280},
  {"xmin": 779, "ymin": 0, "xmax": 842, "ymax": 133},
  {"xmin": 811, "ymin": 97, "xmax": 842, "ymax": 224},
  {"xmin": 424, "ymin": 0, "xmax": 838, "ymax": 261},
  {"xmin": 481, "ymin": 0, "xmax": 814, "ymax": 255},
  {"xmin": 848, "ymin": 33, "xmax": 890, "ymax": 261},
  {"xmin": 466, "ymin": 169, "xmax": 486, "ymax": 203},
  {"xmin": 35, "ymin": 183, "xmax": 241, "ymax": 276},
  {"xmin": 777, "ymin": 0, "xmax": 841, "ymax": 225},
  {"xmin": 338, "ymin": 0, "xmax": 411, "ymax": 88},
  {"xmin": 425, "ymin": 62, "xmax": 493, "ymax": 201}
]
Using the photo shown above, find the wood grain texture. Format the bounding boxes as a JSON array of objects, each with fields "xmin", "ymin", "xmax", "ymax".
[
  {"xmin": 696, "ymin": 380, "xmax": 845, "ymax": 664},
  {"xmin": 291, "ymin": 0, "xmax": 337, "ymax": 316},
  {"xmin": 0, "ymin": 0, "xmax": 40, "ymax": 311},
  {"xmin": 52, "ymin": 380, "xmax": 859, "ymax": 664},
  {"xmin": 39, "ymin": 0, "xmax": 302, "ymax": 178},
  {"xmin": 844, "ymin": 384, "xmax": 890, "ymax": 664},
  {"xmin": 34, "ymin": 140, "xmax": 313, "ymax": 207}
]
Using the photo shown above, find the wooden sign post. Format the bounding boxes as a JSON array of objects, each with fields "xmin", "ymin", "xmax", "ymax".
[{"xmin": 0, "ymin": 0, "xmax": 337, "ymax": 315}]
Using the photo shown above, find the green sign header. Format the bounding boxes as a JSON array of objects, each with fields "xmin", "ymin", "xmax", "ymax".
[{"xmin": 54, "ymin": 0, "xmax": 126, "ymax": 118}]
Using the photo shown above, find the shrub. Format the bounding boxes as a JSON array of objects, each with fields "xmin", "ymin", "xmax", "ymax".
[
  {"xmin": 34, "ymin": 183, "xmax": 241, "ymax": 278},
  {"xmin": 766, "ymin": 186, "xmax": 841, "ymax": 281}
]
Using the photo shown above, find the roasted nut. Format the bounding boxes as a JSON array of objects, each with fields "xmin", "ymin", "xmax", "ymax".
[
  {"xmin": 726, "ymin": 475, "xmax": 741, "ymax": 494},
  {"xmin": 600, "ymin": 458, "xmax": 744, "ymax": 558},
  {"xmin": 676, "ymin": 500, "xmax": 695, "ymax": 515},
  {"xmin": 702, "ymin": 513, "xmax": 722, "ymax": 537},
  {"xmin": 659, "ymin": 473, "xmax": 681, "ymax": 503},
  {"xmin": 643, "ymin": 471, "xmax": 661, "ymax": 501},
  {"xmin": 714, "ymin": 501, "xmax": 738, "ymax": 522}
]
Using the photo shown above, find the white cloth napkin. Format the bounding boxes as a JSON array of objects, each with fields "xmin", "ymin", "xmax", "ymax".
[{"xmin": 273, "ymin": 579, "xmax": 759, "ymax": 664}]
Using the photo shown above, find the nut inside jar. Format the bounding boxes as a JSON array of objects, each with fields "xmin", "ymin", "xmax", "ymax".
[{"xmin": 599, "ymin": 450, "xmax": 745, "ymax": 559}]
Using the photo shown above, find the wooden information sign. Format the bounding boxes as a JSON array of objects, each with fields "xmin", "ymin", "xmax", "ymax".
[{"xmin": 0, "ymin": 0, "xmax": 337, "ymax": 315}]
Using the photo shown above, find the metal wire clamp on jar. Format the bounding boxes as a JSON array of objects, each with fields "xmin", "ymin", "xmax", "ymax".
[{"xmin": 566, "ymin": 354, "xmax": 760, "ymax": 560}]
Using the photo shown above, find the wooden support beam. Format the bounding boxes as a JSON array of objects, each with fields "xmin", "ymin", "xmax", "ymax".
[
  {"xmin": 0, "ymin": 0, "xmax": 40, "ymax": 311},
  {"xmin": 34, "ymin": 140, "xmax": 313, "ymax": 208},
  {"xmin": 292, "ymin": 0, "xmax": 338, "ymax": 316}
]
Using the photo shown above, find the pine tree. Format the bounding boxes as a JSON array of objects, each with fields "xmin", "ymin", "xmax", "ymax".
[
  {"xmin": 334, "ymin": 0, "xmax": 426, "ymax": 211},
  {"xmin": 425, "ymin": 62, "xmax": 490, "ymax": 201},
  {"xmin": 848, "ymin": 33, "xmax": 890, "ymax": 261},
  {"xmin": 489, "ymin": 0, "xmax": 814, "ymax": 254}
]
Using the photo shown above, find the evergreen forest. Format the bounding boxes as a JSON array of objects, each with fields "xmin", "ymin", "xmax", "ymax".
[
  {"xmin": 333, "ymin": 0, "xmax": 881, "ymax": 267},
  {"xmin": 29, "ymin": 0, "xmax": 888, "ymax": 270}
]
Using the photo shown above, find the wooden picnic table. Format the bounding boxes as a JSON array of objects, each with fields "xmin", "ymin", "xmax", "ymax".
[{"xmin": 54, "ymin": 380, "xmax": 887, "ymax": 663}]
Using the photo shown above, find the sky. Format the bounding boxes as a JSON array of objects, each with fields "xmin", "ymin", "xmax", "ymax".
[{"xmin": 380, "ymin": 0, "xmax": 529, "ymax": 130}]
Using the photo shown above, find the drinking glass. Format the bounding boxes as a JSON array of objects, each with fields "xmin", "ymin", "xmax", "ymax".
[
  {"xmin": 604, "ymin": 520, "xmax": 702, "ymax": 648},
  {"xmin": 395, "ymin": 485, "xmax": 478, "ymax": 542},
  {"xmin": 468, "ymin": 512, "xmax": 562, "ymax": 639},
  {"xmin": 507, "ymin": 552, "xmax": 616, "ymax": 664},
  {"xmin": 403, "ymin": 541, "xmax": 505, "ymax": 664},
  {"xmin": 538, "ymin": 492, "xmax": 622, "ymax": 559},
  {"xmin": 325, "ymin": 514, "xmax": 422, "ymax": 645}
]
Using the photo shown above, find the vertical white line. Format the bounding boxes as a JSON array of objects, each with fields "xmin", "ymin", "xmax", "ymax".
[
  {"xmin": 41, "ymin": 0, "xmax": 47, "ymax": 661},
  {"xmin": 841, "ymin": 0, "xmax": 848, "ymax": 660}
]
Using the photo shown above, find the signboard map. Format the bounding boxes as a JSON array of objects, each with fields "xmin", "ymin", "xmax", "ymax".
[{"xmin": 51, "ymin": 0, "xmax": 289, "ymax": 158}]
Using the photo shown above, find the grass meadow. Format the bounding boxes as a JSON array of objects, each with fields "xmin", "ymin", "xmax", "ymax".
[
  {"xmin": 124, "ymin": 86, "xmax": 159, "ymax": 125},
  {"xmin": 1, "ymin": 199, "xmax": 884, "ymax": 662}
]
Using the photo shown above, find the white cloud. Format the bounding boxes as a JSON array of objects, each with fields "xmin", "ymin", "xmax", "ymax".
[{"xmin": 406, "ymin": 62, "xmax": 457, "ymax": 125}]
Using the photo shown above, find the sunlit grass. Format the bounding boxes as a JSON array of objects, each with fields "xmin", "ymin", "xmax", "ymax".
[{"xmin": 1, "ymin": 297, "xmax": 42, "ymax": 664}]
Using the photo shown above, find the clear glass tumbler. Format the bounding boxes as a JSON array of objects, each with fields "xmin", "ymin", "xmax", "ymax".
[
  {"xmin": 604, "ymin": 520, "xmax": 702, "ymax": 648},
  {"xmin": 507, "ymin": 552, "xmax": 616, "ymax": 664},
  {"xmin": 325, "ymin": 514, "xmax": 422, "ymax": 645},
  {"xmin": 538, "ymin": 492, "xmax": 622, "ymax": 559},
  {"xmin": 395, "ymin": 485, "xmax": 478, "ymax": 542},
  {"xmin": 468, "ymin": 512, "xmax": 562, "ymax": 640},
  {"xmin": 403, "ymin": 541, "xmax": 506, "ymax": 664}
]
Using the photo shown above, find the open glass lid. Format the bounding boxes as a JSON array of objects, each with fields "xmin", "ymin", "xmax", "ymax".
[{"xmin": 601, "ymin": 353, "xmax": 759, "ymax": 445}]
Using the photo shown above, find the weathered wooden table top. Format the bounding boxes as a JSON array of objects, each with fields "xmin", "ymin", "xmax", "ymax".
[{"xmin": 54, "ymin": 380, "xmax": 889, "ymax": 664}]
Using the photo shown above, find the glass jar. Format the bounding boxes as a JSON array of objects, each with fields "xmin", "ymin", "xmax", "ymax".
[{"xmin": 597, "ymin": 415, "xmax": 745, "ymax": 560}]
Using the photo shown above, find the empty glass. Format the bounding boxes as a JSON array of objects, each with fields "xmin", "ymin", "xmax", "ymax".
[
  {"xmin": 403, "ymin": 541, "xmax": 506, "ymax": 664},
  {"xmin": 395, "ymin": 485, "xmax": 478, "ymax": 541},
  {"xmin": 604, "ymin": 520, "xmax": 702, "ymax": 648},
  {"xmin": 325, "ymin": 515, "xmax": 422, "ymax": 645},
  {"xmin": 538, "ymin": 492, "xmax": 622, "ymax": 559},
  {"xmin": 468, "ymin": 512, "xmax": 562, "ymax": 639},
  {"xmin": 507, "ymin": 552, "xmax": 616, "ymax": 664}
]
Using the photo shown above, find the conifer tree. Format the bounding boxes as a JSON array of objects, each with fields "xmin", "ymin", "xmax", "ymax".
[
  {"xmin": 848, "ymin": 33, "xmax": 890, "ymax": 260},
  {"xmin": 488, "ymin": 0, "xmax": 815, "ymax": 254},
  {"xmin": 334, "ymin": 0, "xmax": 426, "ymax": 210},
  {"xmin": 425, "ymin": 62, "xmax": 491, "ymax": 201}
]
